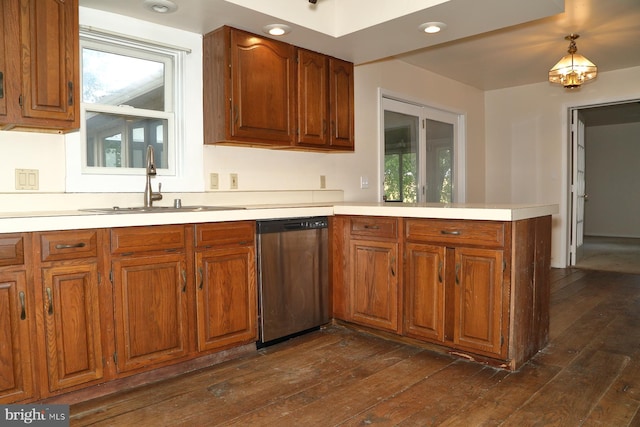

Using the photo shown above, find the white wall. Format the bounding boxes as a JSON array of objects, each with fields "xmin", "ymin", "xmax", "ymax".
[
  {"xmin": 584, "ymin": 122, "xmax": 640, "ymax": 238},
  {"xmin": 485, "ymin": 65, "xmax": 640, "ymax": 267}
]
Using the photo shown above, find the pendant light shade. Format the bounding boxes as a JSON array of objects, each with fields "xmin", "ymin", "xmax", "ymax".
[{"xmin": 549, "ymin": 34, "xmax": 597, "ymax": 88}]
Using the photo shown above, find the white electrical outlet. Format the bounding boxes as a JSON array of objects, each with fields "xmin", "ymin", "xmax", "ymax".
[
  {"xmin": 210, "ymin": 173, "xmax": 219, "ymax": 190},
  {"xmin": 360, "ymin": 176, "xmax": 369, "ymax": 189},
  {"xmin": 15, "ymin": 169, "xmax": 39, "ymax": 190},
  {"xmin": 230, "ymin": 173, "xmax": 238, "ymax": 189}
]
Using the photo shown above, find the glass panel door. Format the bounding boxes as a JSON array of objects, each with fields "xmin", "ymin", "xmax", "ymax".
[{"xmin": 382, "ymin": 97, "xmax": 460, "ymax": 203}]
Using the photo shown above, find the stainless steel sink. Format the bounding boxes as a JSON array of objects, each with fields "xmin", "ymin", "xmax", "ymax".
[{"xmin": 81, "ymin": 205, "xmax": 244, "ymax": 214}]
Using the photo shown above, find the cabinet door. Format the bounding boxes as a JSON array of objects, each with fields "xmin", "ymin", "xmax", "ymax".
[
  {"xmin": 195, "ymin": 246, "xmax": 256, "ymax": 352},
  {"xmin": 297, "ymin": 49, "xmax": 327, "ymax": 147},
  {"xmin": 229, "ymin": 28, "xmax": 296, "ymax": 145},
  {"xmin": 328, "ymin": 57, "xmax": 354, "ymax": 150},
  {"xmin": 112, "ymin": 254, "xmax": 189, "ymax": 372},
  {"xmin": 0, "ymin": 1, "xmax": 8, "ymax": 118},
  {"xmin": 0, "ymin": 270, "xmax": 35, "ymax": 403},
  {"xmin": 453, "ymin": 247, "xmax": 504, "ymax": 355},
  {"xmin": 41, "ymin": 263, "xmax": 103, "ymax": 391},
  {"xmin": 404, "ymin": 243, "xmax": 445, "ymax": 342},
  {"xmin": 349, "ymin": 239, "xmax": 399, "ymax": 332},
  {"xmin": 19, "ymin": 0, "xmax": 78, "ymax": 125}
]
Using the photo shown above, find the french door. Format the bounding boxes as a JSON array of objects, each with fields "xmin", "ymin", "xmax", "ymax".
[{"xmin": 382, "ymin": 97, "xmax": 462, "ymax": 203}]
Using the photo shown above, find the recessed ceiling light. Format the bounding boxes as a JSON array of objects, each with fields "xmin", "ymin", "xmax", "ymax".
[
  {"xmin": 419, "ymin": 22, "xmax": 447, "ymax": 34},
  {"xmin": 263, "ymin": 24, "xmax": 291, "ymax": 36},
  {"xmin": 143, "ymin": 0, "xmax": 178, "ymax": 14}
]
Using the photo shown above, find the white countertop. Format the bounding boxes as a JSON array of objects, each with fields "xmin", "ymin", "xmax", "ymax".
[{"xmin": 0, "ymin": 202, "xmax": 558, "ymax": 233}]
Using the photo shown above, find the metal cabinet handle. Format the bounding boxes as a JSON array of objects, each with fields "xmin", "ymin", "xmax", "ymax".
[
  {"xmin": 68, "ymin": 81, "xmax": 73, "ymax": 106},
  {"xmin": 441, "ymin": 230, "xmax": 461, "ymax": 236},
  {"xmin": 55, "ymin": 242, "xmax": 86, "ymax": 249},
  {"xmin": 0, "ymin": 71, "xmax": 4, "ymax": 99},
  {"xmin": 455, "ymin": 264, "xmax": 460, "ymax": 285},
  {"xmin": 390, "ymin": 257, "xmax": 396, "ymax": 277},
  {"xmin": 46, "ymin": 287, "xmax": 54, "ymax": 315},
  {"xmin": 198, "ymin": 267, "xmax": 204, "ymax": 290},
  {"xmin": 438, "ymin": 261, "xmax": 443, "ymax": 283},
  {"xmin": 19, "ymin": 291, "xmax": 26, "ymax": 320},
  {"xmin": 181, "ymin": 270, "xmax": 187, "ymax": 293}
]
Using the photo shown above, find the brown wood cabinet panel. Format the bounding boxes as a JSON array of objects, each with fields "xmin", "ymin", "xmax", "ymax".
[
  {"xmin": 203, "ymin": 26, "xmax": 296, "ymax": 147},
  {"xmin": 404, "ymin": 242, "xmax": 445, "ymax": 342},
  {"xmin": 453, "ymin": 247, "xmax": 504, "ymax": 356},
  {"xmin": 0, "ymin": 270, "xmax": 35, "ymax": 403},
  {"xmin": 41, "ymin": 263, "xmax": 103, "ymax": 391},
  {"xmin": 110, "ymin": 225, "xmax": 186, "ymax": 255},
  {"xmin": 19, "ymin": 0, "xmax": 78, "ymax": 124},
  {"xmin": 112, "ymin": 254, "xmax": 189, "ymax": 373},
  {"xmin": 405, "ymin": 219, "xmax": 506, "ymax": 248},
  {"xmin": 195, "ymin": 221, "xmax": 255, "ymax": 248},
  {"xmin": 349, "ymin": 239, "xmax": 399, "ymax": 332},
  {"xmin": 296, "ymin": 49, "xmax": 328, "ymax": 147},
  {"xmin": 0, "ymin": 235, "xmax": 24, "ymax": 267},
  {"xmin": 350, "ymin": 217, "xmax": 398, "ymax": 240},
  {"xmin": 328, "ymin": 57, "xmax": 354, "ymax": 149},
  {"xmin": 39, "ymin": 230, "xmax": 98, "ymax": 262},
  {"xmin": 0, "ymin": 1, "xmax": 9, "ymax": 119},
  {"xmin": 195, "ymin": 246, "xmax": 256, "ymax": 351}
]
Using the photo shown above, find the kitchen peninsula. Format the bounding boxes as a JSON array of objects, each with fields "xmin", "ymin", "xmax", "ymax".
[{"xmin": 0, "ymin": 201, "xmax": 556, "ymax": 404}]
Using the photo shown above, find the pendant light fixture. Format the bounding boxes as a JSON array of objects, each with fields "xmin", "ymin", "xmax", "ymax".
[{"xmin": 549, "ymin": 34, "xmax": 597, "ymax": 89}]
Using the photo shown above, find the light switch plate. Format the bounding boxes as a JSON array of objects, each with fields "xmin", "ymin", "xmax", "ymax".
[
  {"xmin": 15, "ymin": 169, "xmax": 39, "ymax": 190},
  {"xmin": 320, "ymin": 175, "xmax": 326, "ymax": 189},
  {"xmin": 230, "ymin": 173, "xmax": 238, "ymax": 189},
  {"xmin": 210, "ymin": 173, "xmax": 219, "ymax": 189}
]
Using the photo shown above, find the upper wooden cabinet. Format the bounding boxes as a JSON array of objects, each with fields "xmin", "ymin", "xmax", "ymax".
[
  {"xmin": 203, "ymin": 26, "xmax": 354, "ymax": 152},
  {"xmin": 296, "ymin": 49, "xmax": 354, "ymax": 150},
  {"xmin": 0, "ymin": 0, "xmax": 79, "ymax": 132}
]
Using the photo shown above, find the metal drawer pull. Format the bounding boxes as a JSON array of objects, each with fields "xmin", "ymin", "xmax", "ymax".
[
  {"xmin": 46, "ymin": 287, "xmax": 54, "ymax": 315},
  {"xmin": 441, "ymin": 230, "xmax": 461, "ymax": 235},
  {"xmin": 19, "ymin": 291, "xmax": 26, "ymax": 320},
  {"xmin": 363, "ymin": 225, "xmax": 380, "ymax": 230},
  {"xmin": 55, "ymin": 242, "xmax": 86, "ymax": 249}
]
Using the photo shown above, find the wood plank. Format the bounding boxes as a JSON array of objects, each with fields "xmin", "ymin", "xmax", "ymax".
[{"xmin": 503, "ymin": 350, "xmax": 630, "ymax": 425}]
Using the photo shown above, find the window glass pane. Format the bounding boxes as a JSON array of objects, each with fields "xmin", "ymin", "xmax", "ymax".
[
  {"xmin": 384, "ymin": 110, "xmax": 419, "ymax": 202},
  {"xmin": 425, "ymin": 119, "xmax": 454, "ymax": 203},
  {"xmin": 85, "ymin": 111, "xmax": 168, "ymax": 168},
  {"xmin": 82, "ymin": 48, "xmax": 165, "ymax": 111}
]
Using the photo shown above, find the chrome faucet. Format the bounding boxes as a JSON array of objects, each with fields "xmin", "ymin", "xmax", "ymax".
[{"xmin": 144, "ymin": 145, "xmax": 163, "ymax": 207}]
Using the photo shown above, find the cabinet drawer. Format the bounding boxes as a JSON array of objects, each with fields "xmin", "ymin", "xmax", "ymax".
[
  {"xmin": 0, "ymin": 235, "xmax": 25, "ymax": 267},
  {"xmin": 405, "ymin": 219, "xmax": 506, "ymax": 247},
  {"xmin": 350, "ymin": 217, "xmax": 398, "ymax": 240},
  {"xmin": 195, "ymin": 221, "xmax": 255, "ymax": 248},
  {"xmin": 40, "ymin": 230, "xmax": 98, "ymax": 262},
  {"xmin": 111, "ymin": 225, "xmax": 186, "ymax": 255}
]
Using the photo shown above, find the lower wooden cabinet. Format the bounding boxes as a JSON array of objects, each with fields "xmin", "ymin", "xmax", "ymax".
[
  {"xmin": 194, "ymin": 221, "xmax": 257, "ymax": 352},
  {"xmin": 0, "ymin": 268, "xmax": 35, "ymax": 403},
  {"xmin": 404, "ymin": 242, "xmax": 445, "ymax": 342},
  {"xmin": 349, "ymin": 239, "xmax": 399, "ymax": 332},
  {"xmin": 34, "ymin": 229, "xmax": 106, "ymax": 396},
  {"xmin": 112, "ymin": 253, "xmax": 189, "ymax": 372},
  {"xmin": 335, "ymin": 215, "xmax": 551, "ymax": 370}
]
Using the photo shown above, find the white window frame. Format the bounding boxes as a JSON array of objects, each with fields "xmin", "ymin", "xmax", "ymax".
[
  {"xmin": 379, "ymin": 90, "xmax": 466, "ymax": 203},
  {"xmin": 65, "ymin": 26, "xmax": 188, "ymax": 192}
]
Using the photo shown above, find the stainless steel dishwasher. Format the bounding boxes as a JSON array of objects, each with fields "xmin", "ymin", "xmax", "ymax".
[{"xmin": 256, "ymin": 216, "xmax": 329, "ymax": 347}]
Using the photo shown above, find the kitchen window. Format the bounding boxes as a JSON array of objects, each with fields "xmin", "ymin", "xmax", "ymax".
[
  {"xmin": 381, "ymin": 95, "xmax": 465, "ymax": 203},
  {"xmin": 80, "ymin": 31, "xmax": 179, "ymax": 174}
]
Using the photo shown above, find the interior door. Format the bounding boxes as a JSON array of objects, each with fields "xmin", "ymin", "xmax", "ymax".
[{"xmin": 570, "ymin": 109, "xmax": 586, "ymax": 265}]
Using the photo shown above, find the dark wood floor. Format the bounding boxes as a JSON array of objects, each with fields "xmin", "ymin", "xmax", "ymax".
[{"xmin": 70, "ymin": 269, "xmax": 640, "ymax": 426}]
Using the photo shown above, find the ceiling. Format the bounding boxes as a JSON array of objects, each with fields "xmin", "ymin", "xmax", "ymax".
[{"xmin": 78, "ymin": 0, "xmax": 640, "ymax": 124}]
